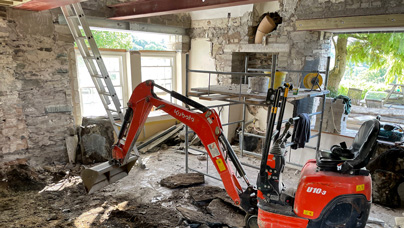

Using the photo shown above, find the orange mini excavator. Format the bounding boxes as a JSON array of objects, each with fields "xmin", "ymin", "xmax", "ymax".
[{"xmin": 81, "ymin": 80, "xmax": 380, "ymax": 228}]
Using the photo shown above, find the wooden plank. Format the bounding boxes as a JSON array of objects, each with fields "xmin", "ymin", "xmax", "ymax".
[
  {"xmin": 296, "ymin": 14, "xmax": 404, "ymax": 31},
  {"xmin": 13, "ymin": 0, "xmax": 86, "ymax": 11},
  {"xmin": 0, "ymin": 0, "xmax": 29, "ymax": 6},
  {"xmin": 192, "ymin": 85, "xmax": 267, "ymax": 99},
  {"xmin": 139, "ymin": 124, "xmax": 183, "ymax": 153},
  {"xmin": 245, "ymin": 98, "xmax": 266, "ymax": 104},
  {"xmin": 199, "ymin": 94, "xmax": 237, "ymax": 101},
  {"xmin": 109, "ymin": 0, "xmax": 274, "ymax": 20},
  {"xmin": 192, "ymin": 85, "xmax": 329, "ymax": 102},
  {"xmin": 188, "ymin": 91, "xmax": 208, "ymax": 97}
]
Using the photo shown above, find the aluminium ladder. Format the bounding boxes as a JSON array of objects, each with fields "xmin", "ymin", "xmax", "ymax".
[{"xmin": 60, "ymin": 3, "xmax": 124, "ymax": 135}]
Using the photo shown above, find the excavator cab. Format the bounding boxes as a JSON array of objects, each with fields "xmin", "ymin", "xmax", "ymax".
[{"xmin": 257, "ymin": 119, "xmax": 380, "ymax": 228}]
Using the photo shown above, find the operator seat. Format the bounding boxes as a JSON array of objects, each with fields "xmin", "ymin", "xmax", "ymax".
[{"xmin": 316, "ymin": 119, "xmax": 380, "ymax": 173}]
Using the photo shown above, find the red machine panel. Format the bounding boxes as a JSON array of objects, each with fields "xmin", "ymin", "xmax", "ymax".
[
  {"xmin": 258, "ymin": 209, "xmax": 308, "ymax": 228},
  {"xmin": 294, "ymin": 159, "xmax": 371, "ymax": 220}
]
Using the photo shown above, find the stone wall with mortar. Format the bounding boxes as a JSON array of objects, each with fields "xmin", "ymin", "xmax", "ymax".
[
  {"xmin": 188, "ymin": 2, "xmax": 331, "ymax": 89},
  {"xmin": 0, "ymin": 7, "xmax": 75, "ymax": 165},
  {"xmin": 295, "ymin": 0, "xmax": 404, "ymax": 19},
  {"xmin": 188, "ymin": 2, "xmax": 331, "ymax": 132}
]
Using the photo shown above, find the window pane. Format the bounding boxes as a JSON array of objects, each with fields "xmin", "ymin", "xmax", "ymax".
[
  {"xmin": 164, "ymin": 67, "xmax": 172, "ymax": 79},
  {"xmin": 77, "ymin": 53, "xmax": 125, "ymax": 117},
  {"xmin": 81, "ymin": 88, "xmax": 107, "ymax": 117},
  {"xmin": 77, "ymin": 56, "xmax": 93, "ymax": 88},
  {"xmin": 109, "ymin": 72, "xmax": 121, "ymax": 86},
  {"xmin": 141, "ymin": 55, "xmax": 174, "ymax": 96},
  {"xmin": 104, "ymin": 57, "xmax": 120, "ymax": 72},
  {"xmin": 141, "ymin": 57, "xmax": 171, "ymax": 67}
]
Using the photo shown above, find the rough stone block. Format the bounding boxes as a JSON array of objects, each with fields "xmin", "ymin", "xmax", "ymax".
[
  {"xmin": 80, "ymin": 117, "xmax": 114, "ymax": 164},
  {"xmin": 45, "ymin": 105, "xmax": 72, "ymax": 114},
  {"xmin": 207, "ymin": 199, "xmax": 244, "ymax": 227},
  {"xmin": 346, "ymin": 3, "xmax": 360, "ymax": 8},
  {"xmin": 160, "ymin": 173, "xmax": 204, "ymax": 189},
  {"xmin": 65, "ymin": 135, "xmax": 78, "ymax": 164}
]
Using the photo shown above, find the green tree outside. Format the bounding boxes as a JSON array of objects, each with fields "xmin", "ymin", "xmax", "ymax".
[
  {"xmin": 78, "ymin": 30, "xmax": 167, "ymax": 51},
  {"xmin": 328, "ymin": 33, "xmax": 404, "ymax": 98}
]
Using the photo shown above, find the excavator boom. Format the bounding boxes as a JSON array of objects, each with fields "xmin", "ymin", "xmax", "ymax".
[{"xmin": 81, "ymin": 80, "xmax": 256, "ymax": 212}]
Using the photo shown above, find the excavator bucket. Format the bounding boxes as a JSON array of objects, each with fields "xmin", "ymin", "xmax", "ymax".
[{"xmin": 81, "ymin": 156, "xmax": 138, "ymax": 194}]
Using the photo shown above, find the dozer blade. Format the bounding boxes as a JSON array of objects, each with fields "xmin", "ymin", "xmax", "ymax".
[{"xmin": 81, "ymin": 156, "xmax": 138, "ymax": 194}]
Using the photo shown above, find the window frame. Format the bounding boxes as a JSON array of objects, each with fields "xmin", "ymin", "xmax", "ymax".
[
  {"xmin": 75, "ymin": 49, "xmax": 129, "ymax": 118},
  {"xmin": 140, "ymin": 51, "xmax": 177, "ymax": 96}
]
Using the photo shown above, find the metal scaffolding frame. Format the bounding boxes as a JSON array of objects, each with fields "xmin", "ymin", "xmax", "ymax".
[{"xmin": 184, "ymin": 53, "xmax": 331, "ymax": 178}]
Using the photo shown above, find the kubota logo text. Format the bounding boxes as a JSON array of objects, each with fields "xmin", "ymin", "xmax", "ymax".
[{"xmin": 174, "ymin": 109, "xmax": 195, "ymax": 122}]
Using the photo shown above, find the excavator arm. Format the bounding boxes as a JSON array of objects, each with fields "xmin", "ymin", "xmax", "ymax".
[{"xmin": 83, "ymin": 80, "xmax": 257, "ymax": 213}]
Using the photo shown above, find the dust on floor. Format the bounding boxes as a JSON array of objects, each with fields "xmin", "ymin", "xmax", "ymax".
[{"xmin": 0, "ymin": 148, "xmax": 403, "ymax": 228}]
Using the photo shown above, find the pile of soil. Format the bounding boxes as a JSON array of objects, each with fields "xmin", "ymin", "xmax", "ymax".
[{"xmin": 0, "ymin": 158, "xmax": 244, "ymax": 228}]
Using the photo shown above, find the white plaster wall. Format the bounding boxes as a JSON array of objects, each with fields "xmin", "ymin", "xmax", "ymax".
[
  {"xmin": 245, "ymin": 103, "xmax": 294, "ymax": 131},
  {"xmin": 190, "ymin": 5, "xmax": 254, "ymax": 20},
  {"xmin": 189, "ymin": 38, "xmax": 242, "ymax": 140},
  {"xmin": 189, "ymin": 38, "xmax": 218, "ymax": 92},
  {"xmin": 254, "ymin": 1, "xmax": 281, "ymax": 16}
]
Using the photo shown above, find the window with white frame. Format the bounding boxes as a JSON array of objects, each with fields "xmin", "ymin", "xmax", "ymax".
[
  {"xmin": 76, "ymin": 50, "xmax": 128, "ymax": 117},
  {"xmin": 141, "ymin": 52, "xmax": 176, "ymax": 100}
]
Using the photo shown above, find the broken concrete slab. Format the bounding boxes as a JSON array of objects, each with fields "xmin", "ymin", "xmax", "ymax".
[
  {"xmin": 367, "ymin": 217, "xmax": 385, "ymax": 227},
  {"xmin": 207, "ymin": 199, "xmax": 245, "ymax": 227},
  {"xmin": 189, "ymin": 185, "xmax": 233, "ymax": 205},
  {"xmin": 160, "ymin": 173, "xmax": 204, "ymax": 189},
  {"xmin": 176, "ymin": 206, "xmax": 218, "ymax": 225},
  {"xmin": 190, "ymin": 135, "xmax": 201, "ymax": 146},
  {"xmin": 197, "ymin": 155, "xmax": 207, "ymax": 161},
  {"xmin": 396, "ymin": 217, "xmax": 404, "ymax": 227},
  {"xmin": 179, "ymin": 127, "xmax": 195, "ymax": 141}
]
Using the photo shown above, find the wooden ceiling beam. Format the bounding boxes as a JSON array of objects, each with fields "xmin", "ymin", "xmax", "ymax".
[
  {"xmin": 12, "ymin": 0, "xmax": 86, "ymax": 11},
  {"xmin": 296, "ymin": 14, "xmax": 404, "ymax": 32},
  {"xmin": 109, "ymin": 0, "xmax": 274, "ymax": 20},
  {"xmin": 0, "ymin": 0, "xmax": 30, "ymax": 7}
]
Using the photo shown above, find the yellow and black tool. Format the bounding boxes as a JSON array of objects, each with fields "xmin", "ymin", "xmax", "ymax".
[{"xmin": 303, "ymin": 73, "xmax": 323, "ymax": 91}]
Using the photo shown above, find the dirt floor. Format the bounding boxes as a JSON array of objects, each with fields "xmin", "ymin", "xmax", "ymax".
[{"xmin": 0, "ymin": 148, "xmax": 403, "ymax": 228}]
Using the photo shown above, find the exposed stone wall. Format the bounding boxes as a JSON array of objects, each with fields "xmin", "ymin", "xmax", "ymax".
[
  {"xmin": 0, "ymin": 8, "xmax": 75, "ymax": 165},
  {"xmin": 188, "ymin": 1, "xmax": 331, "ymax": 88},
  {"xmin": 188, "ymin": 1, "xmax": 331, "ymax": 132},
  {"xmin": 276, "ymin": 0, "xmax": 332, "ymax": 86},
  {"xmin": 295, "ymin": 0, "xmax": 404, "ymax": 20}
]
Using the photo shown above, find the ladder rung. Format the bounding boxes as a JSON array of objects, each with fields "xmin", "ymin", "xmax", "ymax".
[
  {"xmin": 84, "ymin": 56, "xmax": 97, "ymax": 60},
  {"xmin": 62, "ymin": 2, "xmax": 124, "ymax": 136},
  {"xmin": 107, "ymin": 108, "xmax": 119, "ymax": 113}
]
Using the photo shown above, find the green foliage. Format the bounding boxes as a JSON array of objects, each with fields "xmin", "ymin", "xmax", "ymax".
[
  {"xmin": 346, "ymin": 33, "xmax": 404, "ymax": 84},
  {"xmin": 77, "ymin": 30, "xmax": 167, "ymax": 51},
  {"xmin": 131, "ymin": 36, "xmax": 166, "ymax": 51}
]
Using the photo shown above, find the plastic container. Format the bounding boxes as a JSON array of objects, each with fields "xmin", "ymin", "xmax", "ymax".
[
  {"xmin": 248, "ymin": 77, "xmax": 269, "ymax": 93},
  {"xmin": 265, "ymin": 71, "xmax": 287, "ymax": 89}
]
